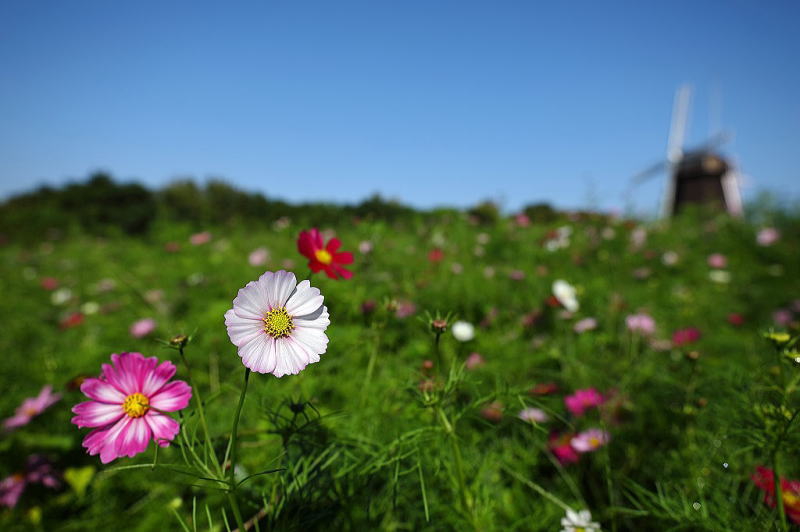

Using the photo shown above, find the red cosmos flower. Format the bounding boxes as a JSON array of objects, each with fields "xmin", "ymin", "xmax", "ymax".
[
  {"xmin": 297, "ymin": 228, "xmax": 354, "ymax": 280},
  {"xmin": 727, "ymin": 313, "xmax": 745, "ymax": 327},
  {"xmin": 752, "ymin": 466, "xmax": 800, "ymax": 524},
  {"xmin": 428, "ymin": 248, "xmax": 444, "ymax": 263},
  {"xmin": 60, "ymin": 312, "xmax": 84, "ymax": 329},
  {"xmin": 672, "ymin": 327, "xmax": 702, "ymax": 347}
]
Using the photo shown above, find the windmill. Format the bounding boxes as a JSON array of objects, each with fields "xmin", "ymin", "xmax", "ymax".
[{"xmin": 628, "ymin": 85, "xmax": 743, "ymax": 217}]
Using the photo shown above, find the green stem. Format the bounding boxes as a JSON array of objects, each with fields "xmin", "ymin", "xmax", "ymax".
[
  {"xmin": 227, "ymin": 367, "xmax": 251, "ymax": 531},
  {"xmin": 437, "ymin": 408, "xmax": 472, "ymax": 522},
  {"xmin": 179, "ymin": 346, "xmax": 222, "ymax": 476},
  {"xmin": 773, "ymin": 450, "xmax": 788, "ymax": 532}
]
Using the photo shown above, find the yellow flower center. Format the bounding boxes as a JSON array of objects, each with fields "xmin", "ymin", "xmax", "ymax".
[
  {"xmin": 24, "ymin": 406, "xmax": 39, "ymax": 416},
  {"xmin": 315, "ymin": 249, "xmax": 333, "ymax": 265},
  {"xmin": 589, "ymin": 437, "xmax": 600, "ymax": 447},
  {"xmin": 122, "ymin": 393, "xmax": 150, "ymax": 418},
  {"xmin": 263, "ymin": 306, "xmax": 294, "ymax": 338}
]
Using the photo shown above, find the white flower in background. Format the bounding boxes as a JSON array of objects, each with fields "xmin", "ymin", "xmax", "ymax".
[
  {"xmin": 601, "ymin": 227, "xmax": 616, "ymax": 240},
  {"xmin": 518, "ymin": 407, "xmax": 548, "ymax": 423},
  {"xmin": 552, "ymin": 280, "xmax": 579, "ymax": 312},
  {"xmin": 451, "ymin": 321, "xmax": 475, "ymax": 342},
  {"xmin": 451, "ymin": 262, "xmax": 464, "ymax": 274},
  {"xmin": 476, "ymin": 232, "xmax": 490, "ymax": 244},
  {"xmin": 630, "ymin": 226, "xmax": 647, "ymax": 249},
  {"xmin": 431, "ymin": 231, "xmax": 446, "ymax": 247},
  {"xmin": 561, "ymin": 508, "xmax": 601, "ymax": 532},
  {"xmin": 51, "ymin": 288, "xmax": 72, "ymax": 305},
  {"xmin": 661, "ymin": 251, "xmax": 679, "ymax": 266},
  {"xmin": 358, "ymin": 240, "xmax": 373, "ymax": 254},
  {"xmin": 709, "ymin": 270, "xmax": 731, "ymax": 284},
  {"xmin": 225, "ymin": 270, "xmax": 329, "ymax": 377},
  {"xmin": 80, "ymin": 301, "xmax": 100, "ymax": 315},
  {"xmin": 546, "ymin": 226, "xmax": 572, "ymax": 251}
]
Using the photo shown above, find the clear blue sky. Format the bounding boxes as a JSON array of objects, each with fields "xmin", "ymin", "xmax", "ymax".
[{"xmin": 1, "ymin": 1, "xmax": 798, "ymax": 213}]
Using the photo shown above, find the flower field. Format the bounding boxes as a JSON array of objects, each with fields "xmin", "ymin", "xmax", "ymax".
[{"xmin": 1, "ymin": 206, "xmax": 799, "ymax": 531}]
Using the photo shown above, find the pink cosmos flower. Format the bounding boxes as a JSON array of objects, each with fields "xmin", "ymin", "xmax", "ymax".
[
  {"xmin": 548, "ymin": 432, "xmax": 580, "ymax": 464},
  {"xmin": 707, "ymin": 253, "xmax": 727, "ymax": 269},
  {"xmin": 0, "ymin": 456, "xmax": 60, "ymax": 508},
  {"xmin": 774, "ymin": 309, "xmax": 793, "ymax": 326},
  {"xmin": 570, "ymin": 429, "xmax": 610, "ymax": 453},
  {"xmin": 565, "ymin": 388, "xmax": 604, "ymax": 417},
  {"xmin": 573, "ymin": 317, "xmax": 598, "ymax": 334},
  {"xmin": 225, "ymin": 270, "xmax": 330, "ymax": 377},
  {"xmin": 395, "ymin": 300, "xmax": 417, "ymax": 319},
  {"xmin": 4, "ymin": 385, "xmax": 61, "ymax": 430},
  {"xmin": 672, "ymin": 327, "xmax": 702, "ymax": 347},
  {"xmin": 518, "ymin": 407, "xmax": 549, "ymax": 423},
  {"xmin": 71, "ymin": 352, "xmax": 191, "ymax": 464},
  {"xmin": 129, "ymin": 318, "xmax": 156, "ymax": 338},
  {"xmin": 626, "ymin": 313, "xmax": 656, "ymax": 335},
  {"xmin": 189, "ymin": 231, "xmax": 212, "ymax": 245},
  {"xmin": 757, "ymin": 227, "xmax": 780, "ymax": 247},
  {"xmin": 465, "ymin": 352, "xmax": 485, "ymax": 370},
  {"xmin": 248, "ymin": 247, "xmax": 269, "ymax": 267},
  {"xmin": 514, "ymin": 213, "xmax": 530, "ymax": 227}
]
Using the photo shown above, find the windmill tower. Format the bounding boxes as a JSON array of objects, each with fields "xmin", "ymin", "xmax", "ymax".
[{"xmin": 630, "ymin": 85, "xmax": 743, "ymax": 217}]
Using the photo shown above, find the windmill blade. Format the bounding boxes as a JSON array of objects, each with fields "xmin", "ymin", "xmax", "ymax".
[
  {"xmin": 630, "ymin": 160, "xmax": 669, "ymax": 185},
  {"xmin": 687, "ymin": 130, "xmax": 732, "ymax": 153},
  {"xmin": 667, "ymin": 84, "xmax": 692, "ymax": 163}
]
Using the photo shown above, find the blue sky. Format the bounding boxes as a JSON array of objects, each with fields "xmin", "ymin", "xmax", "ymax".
[{"xmin": 1, "ymin": 1, "xmax": 798, "ymax": 213}]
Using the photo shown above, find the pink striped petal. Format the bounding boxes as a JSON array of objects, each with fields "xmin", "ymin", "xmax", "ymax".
[
  {"xmin": 149, "ymin": 381, "xmax": 192, "ymax": 412},
  {"xmin": 141, "ymin": 359, "xmax": 177, "ymax": 396},
  {"xmin": 71, "ymin": 401, "xmax": 124, "ymax": 428},
  {"xmin": 80, "ymin": 378, "xmax": 126, "ymax": 404},
  {"xmin": 115, "ymin": 417, "xmax": 152, "ymax": 459},
  {"xmin": 145, "ymin": 413, "xmax": 180, "ymax": 447}
]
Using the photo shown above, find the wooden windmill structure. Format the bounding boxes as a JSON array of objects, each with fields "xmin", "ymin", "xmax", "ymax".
[{"xmin": 629, "ymin": 85, "xmax": 743, "ymax": 217}]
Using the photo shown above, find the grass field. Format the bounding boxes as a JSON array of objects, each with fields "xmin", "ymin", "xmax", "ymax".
[{"xmin": 1, "ymin": 210, "xmax": 799, "ymax": 531}]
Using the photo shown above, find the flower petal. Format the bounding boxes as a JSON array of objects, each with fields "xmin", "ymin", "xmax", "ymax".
[
  {"xmin": 115, "ymin": 417, "xmax": 152, "ymax": 459},
  {"xmin": 285, "ymin": 280, "xmax": 324, "ymax": 317},
  {"xmin": 271, "ymin": 270, "xmax": 297, "ymax": 307},
  {"xmin": 225, "ymin": 309, "xmax": 264, "ymax": 347},
  {"xmin": 71, "ymin": 401, "xmax": 124, "ymax": 428},
  {"xmin": 232, "ymin": 280, "xmax": 268, "ymax": 320},
  {"xmin": 149, "ymin": 381, "xmax": 192, "ymax": 412},
  {"xmin": 141, "ymin": 359, "xmax": 177, "ymax": 396},
  {"xmin": 80, "ymin": 377, "xmax": 127, "ymax": 404},
  {"xmin": 145, "ymin": 413, "xmax": 180, "ymax": 447}
]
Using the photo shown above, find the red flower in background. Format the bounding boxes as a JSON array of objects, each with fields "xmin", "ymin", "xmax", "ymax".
[
  {"xmin": 428, "ymin": 248, "xmax": 444, "ymax": 263},
  {"xmin": 727, "ymin": 313, "xmax": 745, "ymax": 327},
  {"xmin": 297, "ymin": 228, "xmax": 353, "ymax": 280},
  {"xmin": 672, "ymin": 327, "xmax": 702, "ymax": 347},
  {"xmin": 60, "ymin": 312, "xmax": 84, "ymax": 330},
  {"xmin": 752, "ymin": 466, "xmax": 800, "ymax": 524}
]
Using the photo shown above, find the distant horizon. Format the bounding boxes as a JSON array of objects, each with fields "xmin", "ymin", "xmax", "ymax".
[{"xmin": 3, "ymin": 168, "xmax": 797, "ymax": 217}]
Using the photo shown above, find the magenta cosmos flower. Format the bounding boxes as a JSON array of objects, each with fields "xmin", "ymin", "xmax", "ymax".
[
  {"xmin": 0, "ymin": 455, "xmax": 60, "ymax": 508},
  {"xmin": 4, "ymin": 385, "xmax": 61, "ymax": 430},
  {"xmin": 225, "ymin": 270, "xmax": 330, "ymax": 377},
  {"xmin": 565, "ymin": 388, "xmax": 604, "ymax": 417},
  {"xmin": 71, "ymin": 352, "xmax": 191, "ymax": 464}
]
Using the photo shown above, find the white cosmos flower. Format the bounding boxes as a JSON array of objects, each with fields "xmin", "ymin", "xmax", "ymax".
[
  {"xmin": 552, "ymin": 280, "xmax": 579, "ymax": 312},
  {"xmin": 451, "ymin": 321, "xmax": 475, "ymax": 342},
  {"xmin": 224, "ymin": 270, "xmax": 329, "ymax": 377},
  {"xmin": 560, "ymin": 508, "xmax": 601, "ymax": 532}
]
